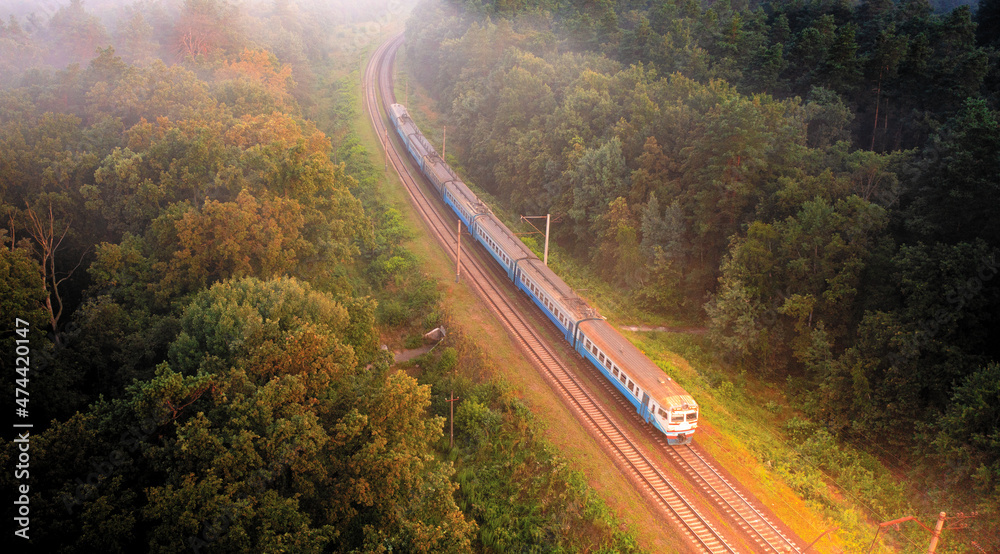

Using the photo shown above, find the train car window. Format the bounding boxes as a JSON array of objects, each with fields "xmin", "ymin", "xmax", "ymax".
[
  {"xmin": 618, "ymin": 373, "xmax": 627, "ymax": 385},
  {"xmin": 598, "ymin": 353, "xmax": 605, "ymax": 363},
  {"xmin": 671, "ymin": 413, "xmax": 684, "ymax": 423},
  {"xmin": 658, "ymin": 408, "xmax": 667, "ymax": 418},
  {"xmin": 687, "ymin": 412, "xmax": 698, "ymax": 422}
]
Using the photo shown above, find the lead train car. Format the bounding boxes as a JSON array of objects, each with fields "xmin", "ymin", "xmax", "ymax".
[{"xmin": 388, "ymin": 103, "xmax": 698, "ymax": 444}]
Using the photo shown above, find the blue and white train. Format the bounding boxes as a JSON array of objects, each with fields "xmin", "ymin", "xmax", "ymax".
[{"xmin": 388, "ymin": 103, "xmax": 699, "ymax": 444}]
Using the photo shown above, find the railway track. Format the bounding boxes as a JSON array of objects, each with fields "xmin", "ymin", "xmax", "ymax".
[
  {"xmin": 668, "ymin": 444, "xmax": 801, "ymax": 553},
  {"xmin": 363, "ymin": 34, "xmax": 802, "ymax": 554}
]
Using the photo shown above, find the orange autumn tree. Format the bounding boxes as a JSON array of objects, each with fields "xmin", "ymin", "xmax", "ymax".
[
  {"xmin": 217, "ymin": 48, "xmax": 295, "ymax": 107},
  {"xmin": 155, "ymin": 190, "xmax": 310, "ymax": 297}
]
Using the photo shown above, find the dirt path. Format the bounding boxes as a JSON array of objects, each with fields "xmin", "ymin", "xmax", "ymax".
[{"xmin": 393, "ymin": 345, "xmax": 434, "ymax": 363}]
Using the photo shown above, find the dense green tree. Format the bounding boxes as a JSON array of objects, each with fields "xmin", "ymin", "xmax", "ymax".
[
  {"xmin": 925, "ymin": 362, "xmax": 1000, "ymax": 496},
  {"xmin": 818, "ymin": 240, "xmax": 999, "ymax": 438},
  {"xmin": 82, "ymin": 147, "xmax": 165, "ymax": 235},
  {"xmin": 594, "ymin": 196, "xmax": 643, "ymax": 287},
  {"xmin": 564, "ymin": 137, "xmax": 629, "ymax": 245},
  {"xmin": 902, "ymin": 98, "xmax": 1000, "ymax": 246},
  {"xmin": 706, "ymin": 196, "xmax": 887, "ymax": 373},
  {"xmin": 0, "ymin": 238, "xmax": 47, "ymax": 330},
  {"xmin": 0, "ymin": 238, "xmax": 49, "ymax": 404}
]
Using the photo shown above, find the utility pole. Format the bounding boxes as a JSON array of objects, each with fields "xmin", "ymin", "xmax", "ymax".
[
  {"xmin": 447, "ymin": 390, "xmax": 460, "ymax": 449},
  {"xmin": 544, "ymin": 213, "xmax": 550, "ymax": 265},
  {"xmin": 927, "ymin": 512, "xmax": 946, "ymax": 554},
  {"xmin": 520, "ymin": 214, "xmax": 552, "ymax": 265},
  {"xmin": 867, "ymin": 511, "xmax": 975, "ymax": 554},
  {"xmin": 455, "ymin": 219, "xmax": 462, "ymax": 283}
]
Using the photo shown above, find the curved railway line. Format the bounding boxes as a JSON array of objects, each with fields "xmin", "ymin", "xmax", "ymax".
[{"xmin": 364, "ymin": 33, "xmax": 804, "ymax": 554}]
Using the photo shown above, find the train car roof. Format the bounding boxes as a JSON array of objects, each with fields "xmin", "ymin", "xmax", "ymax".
[
  {"xmin": 388, "ymin": 103, "xmax": 408, "ymax": 119},
  {"xmin": 477, "ymin": 212, "xmax": 536, "ymax": 262},
  {"xmin": 432, "ymin": 165, "xmax": 490, "ymax": 217},
  {"xmin": 425, "ymin": 156, "xmax": 459, "ymax": 187},
  {"xmin": 579, "ymin": 318, "xmax": 696, "ymax": 411},
  {"xmin": 518, "ymin": 258, "xmax": 596, "ymax": 322},
  {"xmin": 390, "ymin": 104, "xmax": 437, "ymax": 160}
]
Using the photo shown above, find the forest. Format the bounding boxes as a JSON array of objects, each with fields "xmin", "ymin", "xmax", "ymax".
[
  {"xmin": 405, "ymin": 0, "xmax": 999, "ymax": 540},
  {"xmin": 1, "ymin": 1, "xmax": 654, "ymax": 552}
]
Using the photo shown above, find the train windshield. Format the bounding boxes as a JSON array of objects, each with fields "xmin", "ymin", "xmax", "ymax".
[{"xmin": 665, "ymin": 410, "xmax": 698, "ymax": 425}]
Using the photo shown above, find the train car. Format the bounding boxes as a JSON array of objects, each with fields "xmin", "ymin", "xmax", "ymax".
[
  {"xmin": 577, "ymin": 320, "xmax": 698, "ymax": 443},
  {"xmin": 423, "ymin": 152, "xmax": 459, "ymax": 195},
  {"xmin": 386, "ymin": 103, "xmax": 698, "ymax": 444},
  {"xmin": 515, "ymin": 256, "xmax": 592, "ymax": 344},
  {"xmin": 470, "ymin": 212, "xmax": 534, "ymax": 282},
  {"xmin": 442, "ymin": 174, "xmax": 489, "ymax": 231},
  {"xmin": 388, "ymin": 104, "xmax": 437, "ymax": 176}
]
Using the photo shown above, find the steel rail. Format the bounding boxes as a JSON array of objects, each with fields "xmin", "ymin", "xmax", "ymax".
[{"xmin": 668, "ymin": 444, "xmax": 802, "ymax": 553}]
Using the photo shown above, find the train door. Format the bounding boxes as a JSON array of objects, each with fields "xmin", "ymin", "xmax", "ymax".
[{"xmin": 640, "ymin": 392, "xmax": 652, "ymax": 423}]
